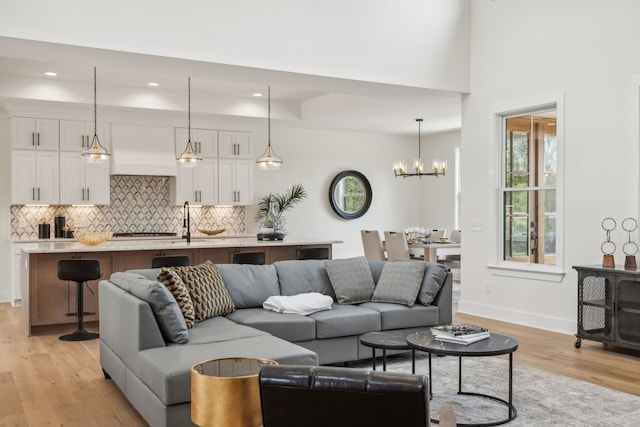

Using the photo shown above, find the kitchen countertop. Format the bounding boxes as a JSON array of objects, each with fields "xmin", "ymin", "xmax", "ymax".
[{"xmin": 14, "ymin": 236, "xmax": 342, "ymax": 254}]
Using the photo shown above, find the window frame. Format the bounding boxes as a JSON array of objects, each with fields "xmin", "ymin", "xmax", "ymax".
[{"xmin": 488, "ymin": 93, "xmax": 565, "ymax": 282}]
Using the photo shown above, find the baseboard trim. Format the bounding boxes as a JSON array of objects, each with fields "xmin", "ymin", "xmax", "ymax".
[{"xmin": 457, "ymin": 300, "xmax": 576, "ymax": 335}]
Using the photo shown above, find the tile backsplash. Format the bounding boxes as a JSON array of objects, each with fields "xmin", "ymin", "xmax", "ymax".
[{"xmin": 10, "ymin": 175, "xmax": 246, "ymax": 240}]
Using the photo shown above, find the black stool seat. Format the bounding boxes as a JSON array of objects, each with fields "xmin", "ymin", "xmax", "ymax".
[
  {"xmin": 58, "ymin": 259, "xmax": 101, "ymax": 341},
  {"xmin": 298, "ymin": 247, "xmax": 329, "ymax": 260},
  {"xmin": 233, "ymin": 251, "xmax": 266, "ymax": 265},
  {"xmin": 151, "ymin": 255, "xmax": 190, "ymax": 268}
]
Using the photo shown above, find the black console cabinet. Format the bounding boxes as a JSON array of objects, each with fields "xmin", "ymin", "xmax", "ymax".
[{"xmin": 573, "ymin": 265, "xmax": 640, "ymax": 350}]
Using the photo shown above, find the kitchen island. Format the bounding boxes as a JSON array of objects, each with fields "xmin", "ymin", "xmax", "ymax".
[{"xmin": 14, "ymin": 236, "xmax": 341, "ymax": 335}]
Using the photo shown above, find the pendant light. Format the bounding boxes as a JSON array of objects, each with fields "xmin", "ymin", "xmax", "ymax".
[
  {"xmin": 177, "ymin": 77, "xmax": 202, "ymax": 167},
  {"xmin": 82, "ymin": 66, "xmax": 111, "ymax": 164},
  {"xmin": 393, "ymin": 119, "xmax": 446, "ymax": 178},
  {"xmin": 256, "ymin": 86, "xmax": 283, "ymax": 170}
]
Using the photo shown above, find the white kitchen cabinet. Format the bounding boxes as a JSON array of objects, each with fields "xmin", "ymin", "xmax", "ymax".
[
  {"xmin": 218, "ymin": 131, "xmax": 251, "ymax": 159},
  {"xmin": 60, "ymin": 120, "xmax": 110, "ymax": 152},
  {"xmin": 171, "ymin": 158, "xmax": 218, "ymax": 205},
  {"xmin": 12, "ymin": 150, "xmax": 60, "ymax": 204},
  {"xmin": 11, "ymin": 117, "xmax": 59, "ymax": 150},
  {"xmin": 59, "ymin": 152, "xmax": 110, "ymax": 205},
  {"xmin": 218, "ymin": 158, "xmax": 253, "ymax": 205},
  {"xmin": 175, "ymin": 127, "xmax": 218, "ymax": 158}
]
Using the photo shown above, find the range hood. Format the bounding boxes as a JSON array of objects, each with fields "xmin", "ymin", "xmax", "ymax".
[{"xmin": 110, "ymin": 124, "xmax": 178, "ymax": 176}]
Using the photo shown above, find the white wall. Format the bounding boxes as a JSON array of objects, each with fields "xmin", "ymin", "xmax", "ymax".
[
  {"xmin": 0, "ymin": 110, "xmax": 10, "ymax": 302},
  {"xmin": 460, "ymin": 0, "xmax": 640, "ymax": 333},
  {"xmin": 0, "ymin": 0, "xmax": 470, "ymax": 92},
  {"xmin": 250, "ymin": 126, "xmax": 426, "ymax": 258},
  {"xmin": 421, "ymin": 131, "xmax": 460, "ymax": 232}
]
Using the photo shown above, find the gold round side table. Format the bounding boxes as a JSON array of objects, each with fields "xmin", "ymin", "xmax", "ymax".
[{"xmin": 191, "ymin": 357, "xmax": 278, "ymax": 427}]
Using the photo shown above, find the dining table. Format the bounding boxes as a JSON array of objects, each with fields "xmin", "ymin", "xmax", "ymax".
[{"xmin": 408, "ymin": 241, "xmax": 461, "ymax": 263}]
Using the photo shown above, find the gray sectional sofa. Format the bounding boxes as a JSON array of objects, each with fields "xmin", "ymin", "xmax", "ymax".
[{"xmin": 99, "ymin": 258, "xmax": 452, "ymax": 427}]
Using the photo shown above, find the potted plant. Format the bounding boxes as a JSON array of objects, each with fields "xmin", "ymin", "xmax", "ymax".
[{"xmin": 256, "ymin": 184, "xmax": 307, "ymax": 240}]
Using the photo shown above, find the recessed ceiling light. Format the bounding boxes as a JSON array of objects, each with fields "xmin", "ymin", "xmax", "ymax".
[
  {"xmin": 147, "ymin": 82, "xmax": 159, "ymax": 87},
  {"xmin": 252, "ymin": 92, "xmax": 263, "ymax": 97},
  {"xmin": 44, "ymin": 72, "xmax": 57, "ymax": 77}
]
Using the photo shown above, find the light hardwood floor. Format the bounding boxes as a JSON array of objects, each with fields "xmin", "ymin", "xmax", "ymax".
[{"xmin": 2, "ymin": 302, "xmax": 640, "ymax": 426}]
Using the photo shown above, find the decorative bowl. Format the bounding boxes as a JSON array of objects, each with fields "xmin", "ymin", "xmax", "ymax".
[
  {"xmin": 73, "ymin": 231, "xmax": 113, "ymax": 246},
  {"xmin": 439, "ymin": 237, "xmax": 449, "ymax": 243},
  {"xmin": 197, "ymin": 228, "xmax": 226, "ymax": 236}
]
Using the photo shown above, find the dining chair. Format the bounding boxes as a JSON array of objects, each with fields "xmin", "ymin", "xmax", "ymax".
[
  {"xmin": 384, "ymin": 231, "xmax": 411, "ymax": 261},
  {"xmin": 448, "ymin": 229, "xmax": 461, "ymax": 243},
  {"xmin": 361, "ymin": 230, "xmax": 386, "ymax": 261},
  {"xmin": 430, "ymin": 229, "xmax": 445, "ymax": 241}
]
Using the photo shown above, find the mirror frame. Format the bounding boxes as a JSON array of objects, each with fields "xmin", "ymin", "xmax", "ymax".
[{"xmin": 329, "ymin": 170, "xmax": 372, "ymax": 219}]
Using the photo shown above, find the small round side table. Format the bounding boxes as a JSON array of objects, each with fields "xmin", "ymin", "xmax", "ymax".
[{"xmin": 191, "ymin": 357, "xmax": 278, "ymax": 427}]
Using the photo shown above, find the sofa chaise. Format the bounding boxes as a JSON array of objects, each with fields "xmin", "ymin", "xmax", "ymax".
[{"xmin": 99, "ymin": 258, "xmax": 452, "ymax": 427}]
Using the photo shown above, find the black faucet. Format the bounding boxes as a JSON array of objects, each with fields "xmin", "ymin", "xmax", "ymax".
[{"xmin": 182, "ymin": 201, "xmax": 191, "ymax": 243}]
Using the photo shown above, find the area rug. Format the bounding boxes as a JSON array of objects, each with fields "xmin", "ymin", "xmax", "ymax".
[{"xmin": 353, "ymin": 354, "xmax": 640, "ymax": 426}]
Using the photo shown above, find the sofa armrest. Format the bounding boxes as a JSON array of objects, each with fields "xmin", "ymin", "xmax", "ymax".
[
  {"xmin": 432, "ymin": 271, "xmax": 453, "ymax": 325},
  {"xmin": 99, "ymin": 280, "xmax": 166, "ymax": 371}
]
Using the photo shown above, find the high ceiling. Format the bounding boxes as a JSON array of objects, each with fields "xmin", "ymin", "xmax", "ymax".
[{"xmin": 0, "ymin": 37, "xmax": 462, "ymax": 136}]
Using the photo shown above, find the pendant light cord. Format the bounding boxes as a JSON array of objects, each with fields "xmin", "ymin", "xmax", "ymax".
[
  {"xmin": 94, "ymin": 66, "xmax": 97, "ymax": 136},
  {"xmin": 417, "ymin": 118, "xmax": 422, "ymax": 159},
  {"xmin": 268, "ymin": 85, "xmax": 271, "ymax": 148},
  {"xmin": 188, "ymin": 77, "xmax": 191, "ymax": 142}
]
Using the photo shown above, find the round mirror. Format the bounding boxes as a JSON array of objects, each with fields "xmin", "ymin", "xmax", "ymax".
[{"xmin": 329, "ymin": 170, "xmax": 372, "ymax": 219}]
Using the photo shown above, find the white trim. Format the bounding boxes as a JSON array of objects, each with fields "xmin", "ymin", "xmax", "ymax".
[
  {"xmin": 454, "ymin": 146, "xmax": 461, "ymax": 230},
  {"xmin": 633, "ymin": 76, "xmax": 640, "ymax": 224},
  {"xmin": 491, "ymin": 92, "xmax": 565, "ymax": 274},
  {"xmin": 486, "ymin": 263, "xmax": 565, "ymax": 282}
]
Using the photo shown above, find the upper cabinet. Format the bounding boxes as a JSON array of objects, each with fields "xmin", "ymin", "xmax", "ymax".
[
  {"xmin": 11, "ymin": 117, "xmax": 59, "ymax": 150},
  {"xmin": 12, "ymin": 150, "xmax": 60, "ymax": 204},
  {"xmin": 218, "ymin": 158, "xmax": 254, "ymax": 205},
  {"xmin": 59, "ymin": 152, "xmax": 110, "ymax": 205},
  {"xmin": 175, "ymin": 128, "xmax": 218, "ymax": 158},
  {"xmin": 218, "ymin": 131, "xmax": 251, "ymax": 159},
  {"xmin": 171, "ymin": 158, "xmax": 218, "ymax": 205},
  {"xmin": 60, "ymin": 120, "xmax": 110, "ymax": 152}
]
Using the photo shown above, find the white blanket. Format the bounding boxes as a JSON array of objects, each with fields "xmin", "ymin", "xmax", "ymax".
[{"xmin": 263, "ymin": 292, "xmax": 333, "ymax": 315}]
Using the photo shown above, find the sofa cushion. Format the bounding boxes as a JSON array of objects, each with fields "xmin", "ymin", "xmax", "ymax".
[
  {"xmin": 371, "ymin": 261, "xmax": 426, "ymax": 307},
  {"xmin": 157, "ymin": 268, "xmax": 196, "ymax": 328},
  {"xmin": 325, "ymin": 257, "xmax": 376, "ymax": 304},
  {"xmin": 418, "ymin": 262, "xmax": 449, "ymax": 305},
  {"xmin": 215, "ymin": 264, "xmax": 280, "ymax": 308},
  {"xmin": 187, "ymin": 316, "xmax": 270, "ymax": 345},
  {"xmin": 109, "ymin": 272, "xmax": 189, "ymax": 344},
  {"xmin": 274, "ymin": 260, "xmax": 336, "ymax": 298},
  {"xmin": 226, "ymin": 308, "xmax": 316, "ymax": 342},
  {"xmin": 359, "ymin": 302, "xmax": 441, "ymax": 330},
  {"xmin": 137, "ymin": 335, "xmax": 319, "ymax": 405},
  {"xmin": 308, "ymin": 304, "xmax": 381, "ymax": 339},
  {"xmin": 171, "ymin": 261, "xmax": 235, "ymax": 322}
]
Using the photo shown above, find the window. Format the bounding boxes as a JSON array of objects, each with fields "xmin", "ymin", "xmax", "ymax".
[{"xmin": 493, "ymin": 94, "xmax": 564, "ymax": 280}]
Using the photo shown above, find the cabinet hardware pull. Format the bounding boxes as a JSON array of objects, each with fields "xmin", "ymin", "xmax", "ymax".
[
  {"xmin": 87, "ymin": 188, "xmax": 90, "ymax": 201},
  {"xmin": 32, "ymin": 188, "xmax": 35, "ymax": 200},
  {"xmin": 32, "ymin": 132, "xmax": 35, "ymax": 146},
  {"xmin": 37, "ymin": 132, "xmax": 40, "ymax": 146},
  {"xmin": 82, "ymin": 188, "xmax": 85, "ymax": 200},
  {"xmin": 37, "ymin": 188, "xmax": 40, "ymax": 200}
]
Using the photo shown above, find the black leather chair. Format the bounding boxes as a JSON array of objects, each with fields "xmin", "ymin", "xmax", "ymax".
[
  {"xmin": 151, "ymin": 255, "xmax": 190, "ymax": 268},
  {"xmin": 259, "ymin": 365, "xmax": 431, "ymax": 427},
  {"xmin": 298, "ymin": 247, "xmax": 330, "ymax": 260},
  {"xmin": 232, "ymin": 251, "xmax": 265, "ymax": 265},
  {"xmin": 57, "ymin": 259, "xmax": 102, "ymax": 341}
]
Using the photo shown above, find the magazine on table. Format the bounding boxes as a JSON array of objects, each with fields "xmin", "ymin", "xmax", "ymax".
[{"xmin": 431, "ymin": 324, "xmax": 490, "ymax": 344}]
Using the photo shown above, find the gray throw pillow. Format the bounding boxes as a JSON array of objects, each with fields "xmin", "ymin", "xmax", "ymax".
[
  {"xmin": 109, "ymin": 272, "xmax": 189, "ymax": 344},
  {"xmin": 418, "ymin": 262, "xmax": 449, "ymax": 305},
  {"xmin": 325, "ymin": 257, "xmax": 375, "ymax": 304},
  {"xmin": 274, "ymin": 260, "xmax": 336, "ymax": 298},
  {"xmin": 371, "ymin": 261, "xmax": 426, "ymax": 307},
  {"xmin": 215, "ymin": 264, "xmax": 280, "ymax": 308}
]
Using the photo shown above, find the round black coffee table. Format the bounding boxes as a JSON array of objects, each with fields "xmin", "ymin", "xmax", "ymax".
[
  {"xmin": 407, "ymin": 330, "xmax": 518, "ymax": 427},
  {"xmin": 359, "ymin": 330, "xmax": 415, "ymax": 373}
]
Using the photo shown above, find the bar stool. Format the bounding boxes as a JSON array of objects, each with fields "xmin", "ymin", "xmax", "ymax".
[
  {"xmin": 232, "ymin": 251, "xmax": 266, "ymax": 265},
  {"xmin": 152, "ymin": 255, "xmax": 190, "ymax": 268},
  {"xmin": 298, "ymin": 247, "xmax": 329, "ymax": 260},
  {"xmin": 58, "ymin": 259, "xmax": 101, "ymax": 341}
]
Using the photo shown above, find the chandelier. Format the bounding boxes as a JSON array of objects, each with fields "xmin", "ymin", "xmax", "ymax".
[{"xmin": 393, "ymin": 119, "xmax": 446, "ymax": 178}]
